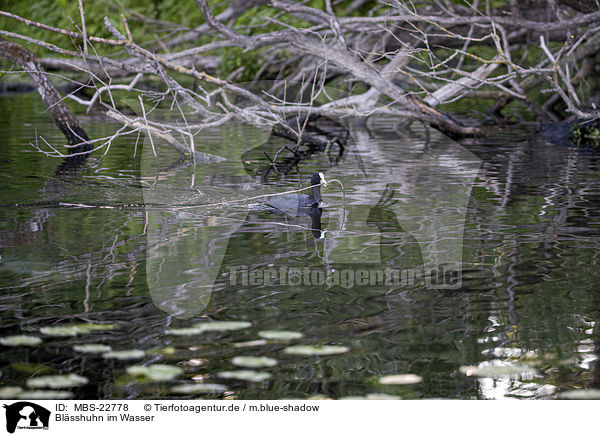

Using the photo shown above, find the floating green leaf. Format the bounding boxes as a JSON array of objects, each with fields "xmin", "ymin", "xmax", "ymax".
[
  {"xmin": 378, "ymin": 374, "xmax": 423, "ymax": 385},
  {"xmin": 218, "ymin": 370, "xmax": 271, "ymax": 382},
  {"xmin": 170, "ymin": 383, "xmax": 228, "ymax": 394},
  {"xmin": 27, "ymin": 374, "xmax": 88, "ymax": 389},
  {"xmin": 103, "ymin": 349, "xmax": 145, "ymax": 360},
  {"xmin": 340, "ymin": 393, "xmax": 401, "ymax": 400},
  {"xmin": 283, "ymin": 345, "xmax": 349, "ymax": 356},
  {"xmin": 165, "ymin": 328, "xmax": 204, "ymax": 336},
  {"xmin": 12, "ymin": 362, "xmax": 53, "ymax": 375},
  {"xmin": 149, "ymin": 346, "xmax": 176, "ymax": 355},
  {"xmin": 126, "ymin": 364, "xmax": 183, "ymax": 381},
  {"xmin": 193, "ymin": 321, "xmax": 252, "ymax": 332},
  {"xmin": 233, "ymin": 340, "xmax": 268, "ymax": 348},
  {"xmin": 258, "ymin": 330, "xmax": 304, "ymax": 341},
  {"xmin": 167, "ymin": 321, "xmax": 251, "ymax": 336},
  {"xmin": 40, "ymin": 326, "xmax": 79, "ymax": 337},
  {"xmin": 558, "ymin": 389, "xmax": 600, "ymax": 399},
  {"xmin": 231, "ymin": 356, "xmax": 278, "ymax": 368},
  {"xmin": 0, "ymin": 386, "xmax": 23, "ymax": 399},
  {"xmin": 0, "ymin": 335, "xmax": 42, "ymax": 346},
  {"xmin": 459, "ymin": 363, "xmax": 538, "ymax": 378},
  {"xmin": 73, "ymin": 344, "xmax": 112, "ymax": 354},
  {"xmin": 365, "ymin": 393, "xmax": 401, "ymax": 400},
  {"xmin": 18, "ymin": 390, "xmax": 74, "ymax": 399},
  {"xmin": 41, "ymin": 323, "xmax": 119, "ymax": 337}
]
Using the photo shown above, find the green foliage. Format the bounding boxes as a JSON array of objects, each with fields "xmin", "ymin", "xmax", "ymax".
[
  {"xmin": 569, "ymin": 120, "xmax": 600, "ymax": 147},
  {"xmin": 0, "ymin": 0, "xmax": 389, "ymax": 79},
  {"xmin": 0, "ymin": 0, "xmax": 204, "ymax": 56},
  {"xmin": 448, "ymin": 0, "xmax": 508, "ymax": 7},
  {"xmin": 218, "ymin": 47, "xmax": 264, "ymax": 82}
]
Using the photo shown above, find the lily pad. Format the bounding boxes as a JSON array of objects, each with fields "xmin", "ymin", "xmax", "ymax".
[
  {"xmin": 103, "ymin": 349, "xmax": 145, "ymax": 360},
  {"xmin": 0, "ymin": 335, "xmax": 42, "ymax": 346},
  {"xmin": 149, "ymin": 346, "xmax": 176, "ymax": 355},
  {"xmin": 12, "ymin": 362, "xmax": 54, "ymax": 375},
  {"xmin": 127, "ymin": 364, "xmax": 183, "ymax": 381},
  {"xmin": 258, "ymin": 330, "xmax": 304, "ymax": 341},
  {"xmin": 283, "ymin": 345, "xmax": 349, "ymax": 356},
  {"xmin": 165, "ymin": 328, "xmax": 205, "ymax": 336},
  {"xmin": 558, "ymin": 389, "xmax": 600, "ymax": 399},
  {"xmin": 379, "ymin": 374, "xmax": 423, "ymax": 385},
  {"xmin": 340, "ymin": 393, "xmax": 401, "ymax": 400},
  {"xmin": 167, "ymin": 321, "xmax": 251, "ymax": 336},
  {"xmin": 194, "ymin": 321, "xmax": 252, "ymax": 332},
  {"xmin": 27, "ymin": 374, "xmax": 88, "ymax": 389},
  {"xmin": 0, "ymin": 386, "xmax": 24, "ymax": 399},
  {"xmin": 41, "ymin": 323, "xmax": 119, "ymax": 337},
  {"xmin": 307, "ymin": 394, "xmax": 332, "ymax": 400},
  {"xmin": 170, "ymin": 383, "xmax": 228, "ymax": 394},
  {"xmin": 231, "ymin": 356, "xmax": 278, "ymax": 368},
  {"xmin": 218, "ymin": 370, "xmax": 271, "ymax": 382},
  {"xmin": 73, "ymin": 344, "xmax": 112, "ymax": 354},
  {"xmin": 17, "ymin": 390, "xmax": 74, "ymax": 399},
  {"xmin": 459, "ymin": 363, "xmax": 538, "ymax": 379},
  {"xmin": 233, "ymin": 340, "xmax": 268, "ymax": 348},
  {"xmin": 366, "ymin": 393, "xmax": 401, "ymax": 400},
  {"xmin": 538, "ymin": 385, "xmax": 558, "ymax": 396}
]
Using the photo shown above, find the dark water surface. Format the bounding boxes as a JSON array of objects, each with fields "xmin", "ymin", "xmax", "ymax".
[{"xmin": 2, "ymin": 93, "xmax": 600, "ymax": 399}]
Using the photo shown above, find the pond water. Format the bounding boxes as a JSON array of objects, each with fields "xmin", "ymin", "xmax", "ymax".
[{"xmin": 1, "ymin": 93, "xmax": 600, "ymax": 400}]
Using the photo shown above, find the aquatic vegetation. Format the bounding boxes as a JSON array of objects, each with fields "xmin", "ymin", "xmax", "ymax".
[
  {"xmin": 170, "ymin": 383, "xmax": 229, "ymax": 394},
  {"xmin": 0, "ymin": 387, "xmax": 24, "ymax": 399},
  {"xmin": 459, "ymin": 362, "xmax": 538, "ymax": 379},
  {"xmin": 231, "ymin": 356, "xmax": 278, "ymax": 368},
  {"xmin": 40, "ymin": 323, "xmax": 119, "ymax": 337},
  {"xmin": 12, "ymin": 362, "xmax": 54, "ymax": 375},
  {"xmin": 73, "ymin": 344, "xmax": 112, "ymax": 354},
  {"xmin": 0, "ymin": 335, "xmax": 42, "ymax": 346},
  {"xmin": 102, "ymin": 349, "xmax": 146, "ymax": 360},
  {"xmin": 233, "ymin": 340, "xmax": 268, "ymax": 348},
  {"xmin": 378, "ymin": 374, "xmax": 423, "ymax": 385},
  {"xmin": 568, "ymin": 120, "xmax": 600, "ymax": 148},
  {"xmin": 26, "ymin": 374, "xmax": 88, "ymax": 389},
  {"xmin": 17, "ymin": 390, "xmax": 74, "ymax": 399},
  {"xmin": 126, "ymin": 364, "xmax": 183, "ymax": 381},
  {"xmin": 166, "ymin": 321, "xmax": 252, "ymax": 336},
  {"xmin": 283, "ymin": 345, "xmax": 349, "ymax": 356},
  {"xmin": 217, "ymin": 370, "xmax": 271, "ymax": 382},
  {"xmin": 558, "ymin": 389, "xmax": 600, "ymax": 399},
  {"xmin": 258, "ymin": 330, "xmax": 304, "ymax": 341}
]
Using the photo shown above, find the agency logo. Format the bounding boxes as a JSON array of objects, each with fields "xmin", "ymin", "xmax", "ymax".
[{"xmin": 3, "ymin": 402, "xmax": 50, "ymax": 434}]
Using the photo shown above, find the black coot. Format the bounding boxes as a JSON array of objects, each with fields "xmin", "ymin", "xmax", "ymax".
[{"xmin": 264, "ymin": 172, "xmax": 327, "ymax": 216}]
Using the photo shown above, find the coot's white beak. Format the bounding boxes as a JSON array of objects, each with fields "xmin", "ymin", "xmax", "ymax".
[{"xmin": 319, "ymin": 172, "xmax": 328, "ymax": 187}]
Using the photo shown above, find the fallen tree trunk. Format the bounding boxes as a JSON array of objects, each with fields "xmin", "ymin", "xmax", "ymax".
[
  {"xmin": 1, "ymin": 0, "xmax": 599, "ymax": 152},
  {"xmin": 0, "ymin": 36, "xmax": 89, "ymax": 146}
]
